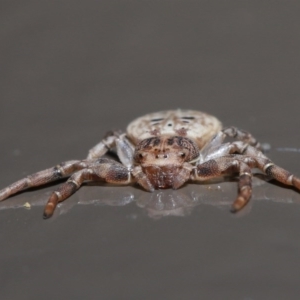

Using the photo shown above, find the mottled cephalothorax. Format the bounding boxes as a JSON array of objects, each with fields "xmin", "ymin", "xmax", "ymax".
[
  {"xmin": 1, "ymin": 109, "xmax": 300, "ymax": 218},
  {"xmin": 134, "ymin": 136, "xmax": 199, "ymax": 189}
]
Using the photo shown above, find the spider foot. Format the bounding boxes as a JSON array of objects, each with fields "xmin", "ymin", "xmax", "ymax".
[{"xmin": 231, "ymin": 185, "xmax": 252, "ymax": 212}]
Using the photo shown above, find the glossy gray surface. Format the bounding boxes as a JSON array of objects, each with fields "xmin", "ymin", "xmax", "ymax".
[{"xmin": 1, "ymin": 1, "xmax": 300, "ymax": 299}]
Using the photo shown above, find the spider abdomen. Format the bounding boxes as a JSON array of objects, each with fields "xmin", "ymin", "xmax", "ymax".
[{"xmin": 127, "ymin": 109, "xmax": 222, "ymax": 148}]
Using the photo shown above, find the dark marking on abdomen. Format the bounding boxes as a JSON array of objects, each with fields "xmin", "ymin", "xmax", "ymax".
[{"xmin": 181, "ymin": 116, "xmax": 195, "ymax": 120}]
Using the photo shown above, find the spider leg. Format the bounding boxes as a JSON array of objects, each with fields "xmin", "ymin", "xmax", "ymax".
[
  {"xmin": 0, "ymin": 160, "xmax": 87, "ymax": 202},
  {"xmin": 87, "ymin": 131, "xmax": 118, "ymax": 159},
  {"xmin": 199, "ymin": 137, "xmax": 272, "ymax": 166},
  {"xmin": 115, "ymin": 134, "xmax": 135, "ymax": 167},
  {"xmin": 241, "ymin": 154, "xmax": 300, "ymax": 191},
  {"xmin": 87, "ymin": 131, "xmax": 135, "ymax": 166},
  {"xmin": 192, "ymin": 157, "xmax": 255, "ymax": 212},
  {"xmin": 198, "ymin": 130, "xmax": 262, "ymax": 164},
  {"xmin": 226, "ymin": 144, "xmax": 300, "ymax": 191},
  {"xmin": 44, "ymin": 159, "xmax": 133, "ymax": 218},
  {"xmin": 231, "ymin": 162, "xmax": 253, "ymax": 212},
  {"xmin": 193, "ymin": 149, "xmax": 300, "ymax": 212},
  {"xmin": 222, "ymin": 126, "xmax": 261, "ymax": 149},
  {"xmin": 132, "ymin": 166, "xmax": 155, "ymax": 192}
]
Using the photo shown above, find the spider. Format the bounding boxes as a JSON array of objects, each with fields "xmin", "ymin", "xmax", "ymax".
[{"xmin": 0, "ymin": 109, "xmax": 299, "ymax": 218}]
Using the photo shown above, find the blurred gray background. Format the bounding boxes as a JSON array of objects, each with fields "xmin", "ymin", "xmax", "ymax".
[{"xmin": 1, "ymin": 1, "xmax": 300, "ymax": 299}]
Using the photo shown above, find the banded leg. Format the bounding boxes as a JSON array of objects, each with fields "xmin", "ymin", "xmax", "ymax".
[
  {"xmin": 209, "ymin": 141, "xmax": 263, "ymax": 159},
  {"xmin": 249, "ymin": 156, "xmax": 300, "ymax": 191},
  {"xmin": 44, "ymin": 169, "xmax": 92, "ymax": 218},
  {"xmin": 192, "ymin": 157, "xmax": 254, "ymax": 212},
  {"xmin": 87, "ymin": 131, "xmax": 118, "ymax": 160},
  {"xmin": 192, "ymin": 157, "xmax": 240, "ymax": 182},
  {"xmin": 132, "ymin": 166, "xmax": 154, "ymax": 192},
  {"xmin": 0, "ymin": 160, "xmax": 88, "ymax": 201},
  {"xmin": 44, "ymin": 159, "xmax": 133, "ymax": 218},
  {"xmin": 226, "ymin": 145, "xmax": 300, "ymax": 191},
  {"xmin": 199, "ymin": 141, "xmax": 249, "ymax": 163},
  {"xmin": 87, "ymin": 130, "xmax": 135, "ymax": 163},
  {"xmin": 222, "ymin": 127, "xmax": 261, "ymax": 149},
  {"xmin": 198, "ymin": 131, "xmax": 262, "ymax": 164},
  {"xmin": 231, "ymin": 162, "xmax": 252, "ymax": 212},
  {"xmin": 196, "ymin": 152, "xmax": 300, "ymax": 212}
]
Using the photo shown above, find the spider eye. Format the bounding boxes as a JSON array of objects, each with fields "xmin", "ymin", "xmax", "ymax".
[
  {"xmin": 179, "ymin": 152, "xmax": 186, "ymax": 158},
  {"xmin": 138, "ymin": 153, "xmax": 143, "ymax": 159}
]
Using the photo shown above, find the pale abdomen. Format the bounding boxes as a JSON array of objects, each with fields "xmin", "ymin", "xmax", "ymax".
[{"xmin": 126, "ymin": 109, "xmax": 222, "ymax": 149}]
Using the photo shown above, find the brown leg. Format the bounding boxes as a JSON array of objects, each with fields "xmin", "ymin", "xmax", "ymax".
[
  {"xmin": 87, "ymin": 131, "xmax": 135, "ymax": 167},
  {"xmin": 254, "ymin": 157, "xmax": 300, "ymax": 190},
  {"xmin": 197, "ymin": 133, "xmax": 263, "ymax": 165},
  {"xmin": 192, "ymin": 157, "xmax": 236, "ymax": 182},
  {"xmin": 193, "ymin": 146, "xmax": 300, "ymax": 212},
  {"xmin": 222, "ymin": 127, "xmax": 261, "ymax": 149},
  {"xmin": 44, "ymin": 159, "xmax": 133, "ymax": 218},
  {"xmin": 132, "ymin": 166, "xmax": 154, "ymax": 192},
  {"xmin": 230, "ymin": 146, "xmax": 300, "ymax": 191},
  {"xmin": 231, "ymin": 162, "xmax": 252, "ymax": 212},
  {"xmin": 227, "ymin": 152, "xmax": 300, "ymax": 209},
  {"xmin": 87, "ymin": 131, "xmax": 118, "ymax": 160},
  {"xmin": 192, "ymin": 157, "xmax": 254, "ymax": 212},
  {"xmin": 0, "ymin": 160, "xmax": 87, "ymax": 201},
  {"xmin": 44, "ymin": 169, "xmax": 92, "ymax": 218}
]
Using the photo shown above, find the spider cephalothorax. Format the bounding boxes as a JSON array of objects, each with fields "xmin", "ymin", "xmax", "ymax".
[
  {"xmin": 134, "ymin": 136, "xmax": 199, "ymax": 189},
  {"xmin": 0, "ymin": 109, "xmax": 300, "ymax": 218}
]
